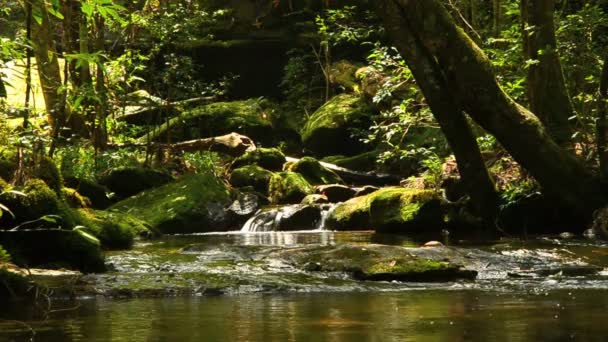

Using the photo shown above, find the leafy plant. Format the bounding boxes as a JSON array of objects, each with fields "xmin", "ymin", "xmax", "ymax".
[{"xmin": 0, "ymin": 244, "xmax": 10, "ymax": 264}]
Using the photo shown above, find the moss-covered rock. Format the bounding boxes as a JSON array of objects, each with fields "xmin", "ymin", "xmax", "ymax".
[
  {"xmin": 143, "ymin": 99, "xmax": 277, "ymax": 145},
  {"xmin": 316, "ymin": 184, "xmax": 356, "ymax": 202},
  {"xmin": 64, "ymin": 176, "xmax": 112, "ymax": 209},
  {"xmin": 110, "ymin": 174, "xmax": 231, "ymax": 234},
  {"xmin": 326, "ymin": 187, "xmax": 443, "ymax": 233},
  {"xmin": 0, "ymin": 158, "xmax": 16, "ymax": 182},
  {"xmin": 330, "ymin": 60, "xmax": 362, "ymax": 93},
  {"xmin": 268, "ymin": 172, "xmax": 314, "ymax": 204},
  {"xmin": 301, "ymin": 194, "xmax": 329, "ymax": 205},
  {"xmin": 33, "ymin": 156, "xmax": 63, "ymax": 194},
  {"xmin": 286, "ymin": 157, "xmax": 343, "ymax": 185},
  {"xmin": 230, "ymin": 165, "xmax": 274, "ymax": 194},
  {"xmin": 301, "ymin": 94, "xmax": 375, "ymax": 156},
  {"xmin": 278, "ymin": 244, "xmax": 476, "ymax": 282},
  {"xmin": 62, "ymin": 187, "xmax": 91, "ymax": 208},
  {"xmin": 369, "ymin": 188, "xmax": 443, "ymax": 234},
  {"xmin": 99, "ymin": 167, "xmax": 174, "ymax": 200},
  {"xmin": 0, "ymin": 229, "xmax": 105, "ymax": 273},
  {"xmin": 321, "ymin": 151, "xmax": 380, "ymax": 172},
  {"xmin": 75, "ymin": 209, "xmax": 156, "ymax": 250},
  {"xmin": 0, "ymin": 179, "xmax": 75, "ymax": 230},
  {"xmin": 232, "ymin": 148, "xmax": 286, "ymax": 171}
]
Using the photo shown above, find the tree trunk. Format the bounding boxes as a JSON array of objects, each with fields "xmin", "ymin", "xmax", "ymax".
[
  {"xmin": 376, "ymin": 0, "xmax": 499, "ymax": 226},
  {"xmin": 598, "ymin": 57, "xmax": 608, "ymax": 183},
  {"xmin": 521, "ymin": 0, "xmax": 574, "ymax": 147},
  {"xmin": 93, "ymin": 15, "xmax": 108, "ymax": 149},
  {"xmin": 493, "ymin": 0, "xmax": 501, "ymax": 35},
  {"xmin": 29, "ymin": 0, "xmax": 65, "ymax": 128},
  {"xmin": 377, "ymin": 0, "xmax": 605, "ymax": 217}
]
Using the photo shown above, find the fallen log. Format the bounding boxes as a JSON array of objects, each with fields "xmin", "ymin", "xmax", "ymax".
[
  {"xmin": 116, "ymin": 96, "xmax": 216, "ymax": 125},
  {"xmin": 285, "ymin": 157, "xmax": 402, "ymax": 186}
]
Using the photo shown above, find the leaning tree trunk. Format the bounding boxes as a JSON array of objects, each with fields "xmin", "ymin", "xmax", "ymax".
[
  {"xmin": 29, "ymin": 0, "xmax": 65, "ymax": 129},
  {"xmin": 376, "ymin": 0, "xmax": 499, "ymax": 226},
  {"xmin": 377, "ymin": 0, "xmax": 605, "ymax": 217},
  {"xmin": 521, "ymin": 0, "xmax": 574, "ymax": 147}
]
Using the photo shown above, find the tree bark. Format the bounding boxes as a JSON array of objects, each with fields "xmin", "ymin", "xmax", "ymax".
[
  {"xmin": 376, "ymin": 0, "xmax": 499, "ymax": 226},
  {"xmin": 377, "ymin": 0, "xmax": 605, "ymax": 217},
  {"xmin": 521, "ymin": 0, "xmax": 574, "ymax": 147},
  {"xmin": 598, "ymin": 57, "xmax": 608, "ymax": 183}
]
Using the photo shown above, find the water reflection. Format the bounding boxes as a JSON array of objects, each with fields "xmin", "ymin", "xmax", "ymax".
[{"xmin": 2, "ymin": 290, "xmax": 608, "ymax": 341}]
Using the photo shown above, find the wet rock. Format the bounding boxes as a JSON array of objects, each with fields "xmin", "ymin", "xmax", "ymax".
[
  {"xmin": 558, "ymin": 232, "xmax": 575, "ymax": 240},
  {"xmin": 226, "ymin": 193, "xmax": 262, "ymax": 228},
  {"xmin": 230, "ymin": 165, "xmax": 274, "ymax": 194},
  {"xmin": 321, "ymin": 151, "xmax": 380, "ymax": 172},
  {"xmin": 286, "ymin": 157, "xmax": 343, "ymax": 185},
  {"xmin": 232, "ymin": 148, "xmax": 286, "ymax": 171},
  {"xmin": 301, "ymin": 94, "xmax": 375, "ymax": 157},
  {"xmin": 110, "ymin": 174, "xmax": 231, "ymax": 234},
  {"xmin": 99, "ymin": 167, "xmax": 174, "ymax": 200},
  {"xmin": 354, "ymin": 185, "xmax": 380, "ymax": 197},
  {"xmin": 422, "ymin": 241, "xmax": 444, "ymax": 248},
  {"xmin": 278, "ymin": 205, "xmax": 322, "ymax": 231},
  {"xmin": 316, "ymin": 184, "xmax": 356, "ymax": 202},
  {"xmin": 0, "ymin": 229, "xmax": 105, "ymax": 273},
  {"xmin": 268, "ymin": 172, "xmax": 314, "ymax": 204},
  {"xmin": 301, "ymin": 194, "xmax": 329, "ymax": 205}
]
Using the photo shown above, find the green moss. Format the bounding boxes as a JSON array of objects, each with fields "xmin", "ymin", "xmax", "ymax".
[
  {"xmin": 64, "ymin": 177, "xmax": 112, "ymax": 209},
  {"xmin": 365, "ymin": 259, "xmax": 449, "ymax": 274},
  {"xmin": 232, "ymin": 148, "xmax": 286, "ymax": 171},
  {"xmin": 99, "ymin": 167, "xmax": 174, "ymax": 200},
  {"xmin": 62, "ymin": 187, "xmax": 91, "ymax": 208},
  {"xmin": 301, "ymin": 94, "xmax": 375, "ymax": 156},
  {"xmin": 287, "ymin": 157, "xmax": 343, "ymax": 185},
  {"xmin": 325, "ymin": 192, "xmax": 375, "ymax": 230},
  {"xmin": 0, "ymin": 244, "xmax": 10, "ymax": 263},
  {"xmin": 268, "ymin": 172, "xmax": 314, "ymax": 204},
  {"xmin": 144, "ymin": 99, "xmax": 277, "ymax": 145},
  {"xmin": 0, "ymin": 177, "xmax": 7, "ymax": 192},
  {"xmin": 0, "ymin": 158, "xmax": 16, "ymax": 182},
  {"xmin": 230, "ymin": 165, "xmax": 274, "ymax": 194},
  {"xmin": 330, "ymin": 60, "xmax": 361, "ymax": 92},
  {"xmin": 110, "ymin": 174, "xmax": 231, "ymax": 234},
  {"xmin": 33, "ymin": 156, "xmax": 63, "ymax": 194},
  {"xmin": 0, "ymin": 179, "xmax": 62, "ymax": 229},
  {"xmin": 74, "ymin": 209, "xmax": 156, "ymax": 250},
  {"xmin": 321, "ymin": 151, "xmax": 380, "ymax": 172}
]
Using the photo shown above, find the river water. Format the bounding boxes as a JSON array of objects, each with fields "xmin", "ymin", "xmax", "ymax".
[{"xmin": 2, "ymin": 231, "xmax": 608, "ymax": 341}]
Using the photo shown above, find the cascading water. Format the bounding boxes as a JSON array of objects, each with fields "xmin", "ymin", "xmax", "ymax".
[{"xmin": 240, "ymin": 204, "xmax": 337, "ymax": 233}]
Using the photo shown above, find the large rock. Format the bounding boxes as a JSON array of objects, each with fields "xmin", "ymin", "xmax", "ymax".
[
  {"xmin": 99, "ymin": 167, "xmax": 174, "ymax": 200},
  {"xmin": 64, "ymin": 176, "xmax": 112, "ymax": 209},
  {"xmin": 316, "ymin": 184, "xmax": 356, "ymax": 202},
  {"xmin": 0, "ymin": 229, "xmax": 105, "ymax": 273},
  {"xmin": 301, "ymin": 94, "xmax": 375, "ymax": 157},
  {"xmin": 110, "ymin": 174, "xmax": 231, "ymax": 234},
  {"xmin": 268, "ymin": 172, "xmax": 314, "ymax": 204},
  {"xmin": 286, "ymin": 157, "xmax": 343, "ymax": 185},
  {"xmin": 230, "ymin": 165, "xmax": 274, "ymax": 194},
  {"xmin": 232, "ymin": 147, "xmax": 286, "ymax": 171},
  {"xmin": 144, "ymin": 99, "xmax": 277, "ymax": 145},
  {"xmin": 326, "ymin": 187, "xmax": 443, "ymax": 233},
  {"xmin": 75, "ymin": 209, "xmax": 156, "ymax": 250}
]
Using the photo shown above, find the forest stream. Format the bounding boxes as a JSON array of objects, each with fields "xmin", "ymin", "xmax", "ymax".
[{"xmin": 2, "ymin": 229, "xmax": 608, "ymax": 341}]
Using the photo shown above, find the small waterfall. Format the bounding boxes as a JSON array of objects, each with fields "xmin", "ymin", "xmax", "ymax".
[{"xmin": 241, "ymin": 204, "xmax": 332, "ymax": 233}]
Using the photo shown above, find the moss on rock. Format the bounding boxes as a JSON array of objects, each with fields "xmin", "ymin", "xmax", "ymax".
[
  {"xmin": 64, "ymin": 176, "xmax": 112, "ymax": 209},
  {"xmin": 110, "ymin": 174, "xmax": 231, "ymax": 234},
  {"xmin": 62, "ymin": 187, "xmax": 91, "ymax": 208},
  {"xmin": 144, "ymin": 99, "xmax": 277, "ymax": 145},
  {"xmin": 33, "ymin": 156, "xmax": 63, "ymax": 194},
  {"xmin": 230, "ymin": 165, "xmax": 274, "ymax": 194},
  {"xmin": 232, "ymin": 148, "xmax": 286, "ymax": 171},
  {"xmin": 0, "ymin": 158, "xmax": 16, "ymax": 182},
  {"xmin": 301, "ymin": 94, "xmax": 375, "ymax": 157},
  {"xmin": 268, "ymin": 172, "xmax": 314, "ymax": 204},
  {"xmin": 286, "ymin": 157, "xmax": 343, "ymax": 185},
  {"xmin": 321, "ymin": 151, "xmax": 380, "ymax": 172},
  {"xmin": 326, "ymin": 187, "xmax": 443, "ymax": 233},
  {"xmin": 74, "ymin": 209, "xmax": 156, "ymax": 250},
  {"xmin": 99, "ymin": 167, "xmax": 174, "ymax": 200}
]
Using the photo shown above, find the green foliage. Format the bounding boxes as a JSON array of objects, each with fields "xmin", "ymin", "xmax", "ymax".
[
  {"xmin": 315, "ymin": 6, "xmax": 383, "ymax": 47},
  {"xmin": 420, "ymin": 153, "xmax": 443, "ymax": 191},
  {"xmin": 55, "ymin": 144, "xmax": 142, "ymax": 181},
  {"xmin": 182, "ymin": 151, "xmax": 226, "ymax": 178},
  {"xmin": 500, "ymin": 179, "xmax": 540, "ymax": 207},
  {"xmin": 0, "ymin": 244, "xmax": 10, "ymax": 264}
]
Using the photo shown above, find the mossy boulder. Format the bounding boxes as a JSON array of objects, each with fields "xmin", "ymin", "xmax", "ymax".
[
  {"xmin": 326, "ymin": 187, "xmax": 443, "ymax": 233},
  {"xmin": 230, "ymin": 165, "xmax": 274, "ymax": 194},
  {"xmin": 33, "ymin": 156, "xmax": 63, "ymax": 194},
  {"xmin": 0, "ymin": 158, "xmax": 16, "ymax": 182},
  {"xmin": 316, "ymin": 184, "xmax": 356, "ymax": 202},
  {"xmin": 0, "ymin": 229, "xmax": 105, "ymax": 273},
  {"xmin": 321, "ymin": 151, "xmax": 380, "ymax": 172},
  {"xmin": 268, "ymin": 172, "xmax": 314, "ymax": 204},
  {"xmin": 329, "ymin": 60, "xmax": 361, "ymax": 93},
  {"xmin": 0, "ymin": 179, "xmax": 75, "ymax": 230},
  {"xmin": 99, "ymin": 167, "xmax": 174, "ymax": 200},
  {"xmin": 278, "ymin": 244, "xmax": 476, "ymax": 282},
  {"xmin": 232, "ymin": 148, "xmax": 286, "ymax": 171},
  {"xmin": 301, "ymin": 194, "xmax": 329, "ymax": 205},
  {"xmin": 62, "ymin": 187, "xmax": 92, "ymax": 208},
  {"xmin": 64, "ymin": 176, "xmax": 112, "ymax": 209},
  {"xmin": 74, "ymin": 209, "xmax": 156, "ymax": 250},
  {"xmin": 301, "ymin": 94, "xmax": 375, "ymax": 157},
  {"xmin": 110, "ymin": 174, "xmax": 231, "ymax": 234},
  {"xmin": 143, "ymin": 99, "xmax": 277, "ymax": 145},
  {"xmin": 286, "ymin": 157, "xmax": 343, "ymax": 185}
]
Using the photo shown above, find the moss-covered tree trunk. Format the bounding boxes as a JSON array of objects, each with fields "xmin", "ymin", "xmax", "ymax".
[
  {"xmin": 375, "ymin": 0, "xmax": 499, "ymax": 226},
  {"xmin": 377, "ymin": 0, "xmax": 605, "ymax": 217},
  {"xmin": 28, "ymin": 0, "xmax": 65, "ymax": 129},
  {"xmin": 521, "ymin": 0, "xmax": 574, "ymax": 147}
]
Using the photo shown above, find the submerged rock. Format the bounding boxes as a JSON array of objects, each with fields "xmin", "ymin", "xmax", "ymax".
[
  {"xmin": 302, "ymin": 94, "xmax": 375, "ymax": 157},
  {"xmin": 232, "ymin": 148, "xmax": 286, "ymax": 171},
  {"xmin": 326, "ymin": 187, "xmax": 443, "ymax": 233},
  {"xmin": 286, "ymin": 157, "xmax": 343, "ymax": 185},
  {"xmin": 99, "ymin": 167, "xmax": 174, "ymax": 200},
  {"xmin": 110, "ymin": 173, "xmax": 231, "ymax": 234},
  {"xmin": 0, "ymin": 229, "xmax": 105, "ymax": 273},
  {"xmin": 268, "ymin": 172, "xmax": 314, "ymax": 204}
]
